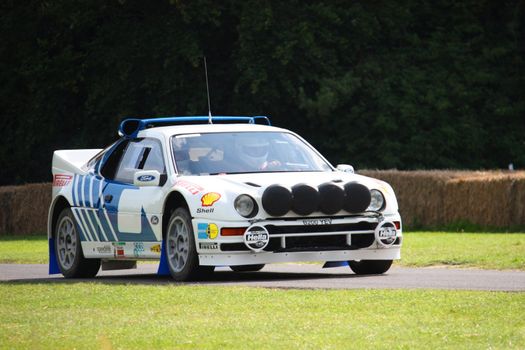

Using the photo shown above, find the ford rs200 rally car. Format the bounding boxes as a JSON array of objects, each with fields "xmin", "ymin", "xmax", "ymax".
[{"xmin": 48, "ymin": 116, "xmax": 402, "ymax": 281}]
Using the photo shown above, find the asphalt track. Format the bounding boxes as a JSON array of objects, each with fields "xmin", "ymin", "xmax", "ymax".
[{"xmin": 1, "ymin": 263, "xmax": 525, "ymax": 291}]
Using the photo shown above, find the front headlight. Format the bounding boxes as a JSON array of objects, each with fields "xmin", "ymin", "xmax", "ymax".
[
  {"xmin": 367, "ymin": 189, "xmax": 385, "ymax": 211},
  {"xmin": 234, "ymin": 194, "xmax": 258, "ymax": 218}
]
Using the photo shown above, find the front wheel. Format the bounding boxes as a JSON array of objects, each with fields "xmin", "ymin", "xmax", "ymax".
[
  {"xmin": 165, "ymin": 208, "xmax": 214, "ymax": 281},
  {"xmin": 55, "ymin": 208, "xmax": 100, "ymax": 278},
  {"xmin": 230, "ymin": 264, "xmax": 265, "ymax": 272},
  {"xmin": 348, "ymin": 260, "xmax": 393, "ymax": 275}
]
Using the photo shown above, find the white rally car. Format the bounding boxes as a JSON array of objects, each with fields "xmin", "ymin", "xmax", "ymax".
[{"xmin": 48, "ymin": 116, "xmax": 402, "ymax": 281}]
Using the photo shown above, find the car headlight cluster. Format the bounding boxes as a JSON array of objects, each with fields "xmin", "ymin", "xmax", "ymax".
[
  {"xmin": 234, "ymin": 194, "xmax": 258, "ymax": 218},
  {"xmin": 367, "ymin": 189, "xmax": 385, "ymax": 211}
]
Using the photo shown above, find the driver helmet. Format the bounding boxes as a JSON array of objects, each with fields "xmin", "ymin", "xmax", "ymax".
[{"xmin": 236, "ymin": 135, "xmax": 269, "ymax": 168}]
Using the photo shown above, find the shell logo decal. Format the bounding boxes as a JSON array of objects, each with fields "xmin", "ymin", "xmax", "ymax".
[{"xmin": 201, "ymin": 192, "xmax": 221, "ymax": 207}]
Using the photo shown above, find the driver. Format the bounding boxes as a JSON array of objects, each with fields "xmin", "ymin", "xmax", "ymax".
[{"xmin": 235, "ymin": 135, "xmax": 280, "ymax": 170}]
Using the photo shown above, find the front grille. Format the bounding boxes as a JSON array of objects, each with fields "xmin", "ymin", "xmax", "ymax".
[
  {"xmin": 265, "ymin": 221, "xmax": 377, "ymax": 235},
  {"xmin": 281, "ymin": 235, "xmax": 348, "ymax": 251},
  {"xmin": 352, "ymin": 233, "xmax": 376, "ymax": 248},
  {"xmin": 219, "ymin": 234, "xmax": 376, "ymax": 252},
  {"xmin": 218, "ymin": 219, "xmax": 381, "ymax": 252}
]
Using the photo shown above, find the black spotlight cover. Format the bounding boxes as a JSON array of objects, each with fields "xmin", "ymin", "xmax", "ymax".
[
  {"xmin": 318, "ymin": 182, "xmax": 345, "ymax": 214},
  {"xmin": 291, "ymin": 184, "xmax": 319, "ymax": 215},
  {"xmin": 343, "ymin": 182, "xmax": 371, "ymax": 213},
  {"xmin": 262, "ymin": 185, "xmax": 292, "ymax": 216}
]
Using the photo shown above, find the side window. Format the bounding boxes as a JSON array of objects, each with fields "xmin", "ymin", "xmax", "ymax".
[
  {"xmin": 83, "ymin": 140, "xmax": 118, "ymax": 172},
  {"xmin": 114, "ymin": 138, "xmax": 165, "ymax": 184},
  {"xmin": 100, "ymin": 140, "xmax": 129, "ymax": 180}
]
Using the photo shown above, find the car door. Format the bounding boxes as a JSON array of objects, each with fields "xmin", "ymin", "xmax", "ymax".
[{"xmin": 97, "ymin": 138, "xmax": 166, "ymax": 242}]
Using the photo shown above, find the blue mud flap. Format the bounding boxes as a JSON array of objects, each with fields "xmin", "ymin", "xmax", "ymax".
[
  {"xmin": 322, "ymin": 261, "xmax": 349, "ymax": 268},
  {"xmin": 157, "ymin": 240, "xmax": 170, "ymax": 276},
  {"xmin": 48, "ymin": 238, "xmax": 60, "ymax": 274}
]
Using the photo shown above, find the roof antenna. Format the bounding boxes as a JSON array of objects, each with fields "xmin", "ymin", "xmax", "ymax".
[{"xmin": 203, "ymin": 56, "xmax": 212, "ymax": 124}]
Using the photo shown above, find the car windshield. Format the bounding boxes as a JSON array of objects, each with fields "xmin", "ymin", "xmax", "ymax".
[{"xmin": 171, "ymin": 132, "xmax": 333, "ymax": 175}]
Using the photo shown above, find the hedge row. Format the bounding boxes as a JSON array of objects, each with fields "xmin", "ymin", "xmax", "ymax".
[
  {"xmin": 1, "ymin": 171, "xmax": 524, "ymax": 235},
  {"xmin": 361, "ymin": 170, "xmax": 525, "ymax": 229},
  {"xmin": 0, "ymin": 183, "xmax": 51, "ymax": 236}
]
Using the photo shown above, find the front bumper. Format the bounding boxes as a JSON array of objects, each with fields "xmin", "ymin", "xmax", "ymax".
[
  {"xmin": 198, "ymin": 247, "xmax": 401, "ymax": 266},
  {"xmin": 193, "ymin": 213, "xmax": 402, "ymax": 266}
]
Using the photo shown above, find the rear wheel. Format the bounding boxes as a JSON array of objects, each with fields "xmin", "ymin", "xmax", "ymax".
[
  {"xmin": 55, "ymin": 208, "xmax": 100, "ymax": 278},
  {"xmin": 166, "ymin": 208, "xmax": 214, "ymax": 281},
  {"xmin": 348, "ymin": 260, "xmax": 393, "ymax": 275},
  {"xmin": 230, "ymin": 264, "xmax": 265, "ymax": 272}
]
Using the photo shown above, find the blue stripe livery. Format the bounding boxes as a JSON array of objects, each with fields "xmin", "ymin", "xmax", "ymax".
[{"xmin": 71, "ymin": 174, "xmax": 157, "ymax": 242}]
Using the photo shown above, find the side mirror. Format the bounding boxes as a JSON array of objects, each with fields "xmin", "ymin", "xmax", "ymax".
[
  {"xmin": 134, "ymin": 170, "xmax": 162, "ymax": 187},
  {"xmin": 336, "ymin": 164, "xmax": 354, "ymax": 173}
]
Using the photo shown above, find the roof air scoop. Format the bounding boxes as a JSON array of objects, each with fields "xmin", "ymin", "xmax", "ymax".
[{"xmin": 118, "ymin": 119, "xmax": 142, "ymax": 138}]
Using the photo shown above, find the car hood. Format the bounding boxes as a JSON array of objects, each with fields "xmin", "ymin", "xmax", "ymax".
[{"xmin": 172, "ymin": 171, "xmax": 398, "ymax": 219}]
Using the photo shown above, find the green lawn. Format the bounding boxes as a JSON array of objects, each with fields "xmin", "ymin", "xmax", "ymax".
[
  {"xmin": 398, "ymin": 232, "xmax": 525, "ymax": 270},
  {"xmin": 0, "ymin": 236, "xmax": 48, "ymax": 264},
  {"xmin": 1, "ymin": 284, "xmax": 523, "ymax": 349},
  {"xmin": 1, "ymin": 232, "xmax": 524, "ymax": 270}
]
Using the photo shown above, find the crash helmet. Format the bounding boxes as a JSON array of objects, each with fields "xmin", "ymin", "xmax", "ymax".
[{"xmin": 236, "ymin": 134, "xmax": 269, "ymax": 168}]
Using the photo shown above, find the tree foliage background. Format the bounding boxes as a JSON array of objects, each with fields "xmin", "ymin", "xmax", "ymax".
[{"xmin": 1, "ymin": 0, "xmax": 524, "ymax": 185}]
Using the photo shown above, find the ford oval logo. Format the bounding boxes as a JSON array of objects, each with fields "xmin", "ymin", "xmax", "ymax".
[{"xmin": 137, "ymin": 175, "xmax": 155, "ymax": 182}]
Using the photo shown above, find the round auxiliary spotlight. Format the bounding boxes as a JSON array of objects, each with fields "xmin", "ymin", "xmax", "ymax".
[
  {"xmin": 291, "ymin": 184, "xmax": 319, "ymax": 215},
  {"xmin": 343, "ymin": 182, "xmax": 371, "ymax": 213},
  {"xmin": 374, "ymin": 221, "xmax": 397, "ymax": 248},
  {"xmin": 262, "ymin": 184, "xmax": 292, "ymax": 216},
  {"xmin": 318, "ymin": 182, "xmax": 345, "ymax": 214}
]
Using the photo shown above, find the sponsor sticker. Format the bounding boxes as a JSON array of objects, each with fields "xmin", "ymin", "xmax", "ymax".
[
  {"xmin": 197, "ymin": 208, "xmax": 214, "ymax": 214},
  {"xmin": 133, "ymin": 242, "xmax": 144, "ymax": 257},
  {"xmin": 199, "ymin": 242, "xmax": 219, "ymax": 250},
  {"xmin": 137, "ymin": 174, "xmax": 155, "ymax": 182},
  {"xmin": 112, "ymin": 242, "xmax": 125, "ymax": 258},
  {"xmin": 243, "ymin": 225, "xmax": 270, "ymax": 252},
  {"xmin": 176, "ymin": 180, "xmax": 204, "ymax": 195},
  {"xmin": 96, "ymin": 245, "xmax": 112, "ymax": 254},
  {"xmin": 207, "ymin": 224, "xmax": 218, "ymax": 239},
  {"xmin": 197, "ymin": 223, "xmax": 219, "ymax": 239},
  {"xmin": 150, "ymin": 215, "xmax": 159, "ymax": 225},
  {"xmin": 53, "ymin": 174, "xmax": 72, "ymax": 187},
  {"xmin": 150, "ymin": 244, "xmax": 161, "ymax": 253},
  {"xmin": 201, "ymin": 192, "xmax": 221, "ymax": 207},
  {"xmin": 114, "ymin": 247, "xmax": 125, "ymax": 258}
]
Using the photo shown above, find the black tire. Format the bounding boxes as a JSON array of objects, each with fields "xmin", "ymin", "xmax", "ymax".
[
  {"xmin": 165, "ymin": 208, "xmax": 214, "ymax": 281},
  {"xmin": 230, "ymin": 264, "xmax": 265, "ymax": 272},
  {"xmin": 55, "ymin": 208, "xmax": 100, "ymax": 278},
  {"xmin": 348, "ymin": 260, "xmax": 393, "ymax": 275}
]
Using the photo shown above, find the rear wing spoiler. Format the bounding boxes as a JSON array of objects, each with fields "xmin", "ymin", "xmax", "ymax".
[{"xmin": 52, "ymin": 149, "xmax": 102, "ymax": 175}]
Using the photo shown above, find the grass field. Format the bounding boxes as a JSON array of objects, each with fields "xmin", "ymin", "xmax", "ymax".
[
  {"xmin": 400, "ymin": 232, "xmax": 525, "ymax": 270},
  {"xmin": 1, "ymin": 233, "xmax": 524, "ymax": 349},
  {"xmin": 1, "ymin": 284, "xmax": 524, "ymax": 349},
  {"xmin": 1, "ymin": 232, "xmax": 524, "ymax": 270}
]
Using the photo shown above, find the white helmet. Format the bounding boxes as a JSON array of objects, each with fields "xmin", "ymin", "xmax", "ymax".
[{"xmin": 236, "ymin": 135, "xmax": 269, "ymax": 168}]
